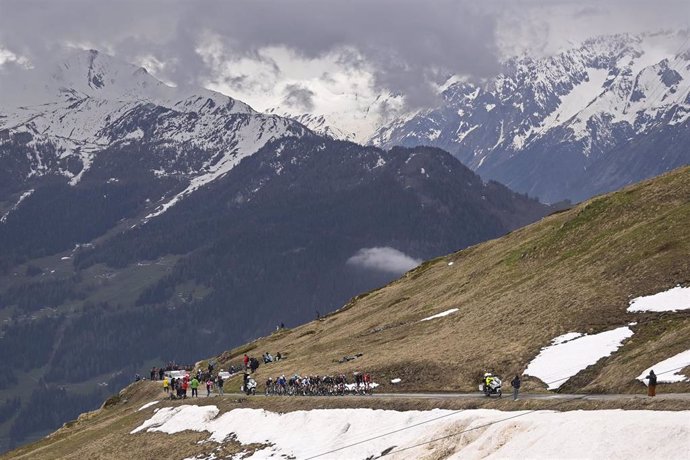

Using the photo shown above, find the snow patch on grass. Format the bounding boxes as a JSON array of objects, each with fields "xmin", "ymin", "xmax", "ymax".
[
  {"xmin": 551, "ymin": 332, "xmax": 583, "ymax": 345},
  {"xmin": 638, "ymin": 349, "xmax": 690, "ymax": 385},
  {"xmin": 137, "ymin": 401, "xmax": 160, "ymax": 412},
  {"xmin": 131, "ymin": 405, "xmax": 219, "ymax": 434},
  {"xmin": 627, "ymin": 286, "xmax": 690, "ymax": 312},
  {"xmin": 420, "ymin": 308, "xmax": 459, "ymax": 322},
  {"xmin": 524, "ymin": 327, "xmax": 633, "ymax": 389}
]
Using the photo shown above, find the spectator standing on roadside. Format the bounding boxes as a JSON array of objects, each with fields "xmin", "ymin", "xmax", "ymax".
[
  {"xmin": 511, "ymin": 375, "xmax": 521, "ymax": 401},
  {"xmin": 190, "ymin": 376, "xmax": 199, "ymax": 397},
  {"xmin": 645, "ymin": 370, "xmax": 657, "ymax": 397},
  {"xmin": 217, "ymin": 374, "xmax": 224, "ymax": 396},
  {"xmin": 163, "ymin": 376, "xmax": 169, "ymax": 394}
]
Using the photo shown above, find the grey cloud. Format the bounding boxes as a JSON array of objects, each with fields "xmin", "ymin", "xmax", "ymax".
[
  {"xmin": 0, "ymin": 0, "xmax": 500, "ymax": 109},
  {"xmin": 1, "ymin": 0, "xmax": 688, "ymax": 110},
  {"xmin": 346, "ymin": 247, "xmax": 421, "ymax": 274},
  {"xmin": 282, "ymin": 84, "xmax": 315, "ymax": 112},
  {"xmin": 573, "ymin": 6, "xmax": 606, "ymax": 18}
]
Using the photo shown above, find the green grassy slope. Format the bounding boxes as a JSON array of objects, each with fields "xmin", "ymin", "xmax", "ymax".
[
  {"xmin": 208, "ymin": 165, "xmax": 690, "ymax": 393},
  {"xmin": 4, "ymin": 166, "xmax": 690, "ymax": 459}
]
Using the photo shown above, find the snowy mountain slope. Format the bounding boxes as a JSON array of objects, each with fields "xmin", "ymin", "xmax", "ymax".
[
  {"xmin": 266, "ymin": 92, "xmax": 408, "ymax": 144},
  {"xmin": 0, "ymin": 49, "xmax": 308, "ymax": 213},
  {"xmin": 373, "ymin": 31, "xmax": 690, "ymax": 202}
]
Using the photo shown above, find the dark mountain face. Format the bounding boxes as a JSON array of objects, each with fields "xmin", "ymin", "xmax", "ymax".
[
  {"xmin": 64, "ymin": 136, "xmax": 550, "ymax": 343},
  {"xmin": 0, "ymin": 134, "xmax": 551, "ymax": 451}
]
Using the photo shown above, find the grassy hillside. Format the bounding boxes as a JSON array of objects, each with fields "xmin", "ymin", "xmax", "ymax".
[
  {"xmin": 208, "ymin": 165, "xmax": 690, "ymax": 394},
  {"xmin": 4, "ymin": 167, "xmax": 690, "ymax": 459}
]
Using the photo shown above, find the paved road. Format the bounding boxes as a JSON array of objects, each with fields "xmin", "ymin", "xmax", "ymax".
[
  {"xmin": 370, "ymin": 392, "xmax": 690, "ymax": 401},
  {"xmin": 220, "ymin": 392, "xmax": 690, "ymax": 401}
]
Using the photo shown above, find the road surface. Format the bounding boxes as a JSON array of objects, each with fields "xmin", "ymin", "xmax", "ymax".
[{"xmin": 219, "ymin": 391, "xmax": 690, "ymax": 401}]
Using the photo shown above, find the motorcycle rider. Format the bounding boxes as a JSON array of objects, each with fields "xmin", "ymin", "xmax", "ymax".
[{"xmin": 484, "ymin": 372, "xmax": 494, "ymax": 389}]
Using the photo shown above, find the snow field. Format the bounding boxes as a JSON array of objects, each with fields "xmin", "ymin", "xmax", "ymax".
[
  {"xmin": 627, "ymin": 286, "xmax": 690, "ymax": 312},
  {"xmin": 132, "ymin": 406, "xmax": 690, "ymax": 459},
  {"xmin": 638, "ymin": 349, "xmax": 690, "ymax": 385},
  {"xmin": 524, "ymin": 327, "xmax": 633, "ymax": 389},
  {"xmin": 538, "ymin": 68, "xmax": 610, "ymax": 139}
]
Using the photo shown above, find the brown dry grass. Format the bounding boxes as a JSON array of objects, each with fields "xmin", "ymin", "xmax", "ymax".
[
  {"xmin": 212, "ymin": 166, "xmax": 690, "ymax": 394},
  {"xmin": 6, "ymin": 167, "xmax": 690, "ymax": 459},
  {"xmin": 2, "ymin": 382, "xmax": 254, "ymax": 460}
]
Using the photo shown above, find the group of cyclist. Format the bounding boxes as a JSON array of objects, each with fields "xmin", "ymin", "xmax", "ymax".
[{"xmin": 264, "ymin": 372, "xmax": 374, "ymax": 396}]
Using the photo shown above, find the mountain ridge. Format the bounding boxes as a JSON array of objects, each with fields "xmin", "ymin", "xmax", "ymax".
[
  {"xmin": 369, "ymin": 31, "xmax": 690, "ymax": 202},
  {"xmin": 0, "ymin": 49, "xmax": 309, "ymax": 210}
]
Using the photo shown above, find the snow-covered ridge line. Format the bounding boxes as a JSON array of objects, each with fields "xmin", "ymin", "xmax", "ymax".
[
  {"xmin": 132, "ymin": 406, "xmax": 690, "ymax": 459},
  {"xmin": 0, "ymin": 49, "xmax": 309, "ymax": 218},
  {"xmin": 369, "ymin": 29, "xmax": 690, "ymax": 202}
]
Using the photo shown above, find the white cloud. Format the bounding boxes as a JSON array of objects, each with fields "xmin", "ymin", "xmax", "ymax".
[
  {"xmin": 1, "ymin": 0, "xmax": 688, "ymax": 136},
  {"xmin": 0, "ymin": 47, "xmax": 29, "ymax": 67},
  {"xmin": 494, "ymin": 0, "xmax": 690, "ymax": 58},
  {"xmin": 346, "ymin": 247, "xmax": 421, "ymax": 274}
]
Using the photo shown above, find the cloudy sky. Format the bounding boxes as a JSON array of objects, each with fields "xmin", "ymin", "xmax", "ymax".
[{"xmin": 1, "ymin": 0, "xmax": 688, "ymax": 135}]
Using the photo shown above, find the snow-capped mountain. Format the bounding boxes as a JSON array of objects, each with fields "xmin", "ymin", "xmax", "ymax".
[
  {"xmin": 371, "ymin": 31, "xmax": 690, "ymax": 202},
  {"xmin": 266, "ymin": 92, "xmax": 407, "ymax": 145},
  {"xmin": 272, "ymin": 112, "xmax": 358, "ymax": 142},
  {"xmin": 0, "ymin": 49, "xmax": 308, "ymax": 215}
]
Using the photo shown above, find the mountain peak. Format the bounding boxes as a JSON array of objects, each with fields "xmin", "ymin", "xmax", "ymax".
[
  {"xmin": 0, "ymin": 47, "xmax": 255, "ymax": 116},
  {"xmin": 49, "ymin": 48, "xmax": 167, "ymax": 101},
  {"xmin": 0, "ymin": 48, "xmax": 306, "ymax": 198},
  {"xmin": 370, "ymin": 29, "xmax": 690, "ymax": 203}
]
